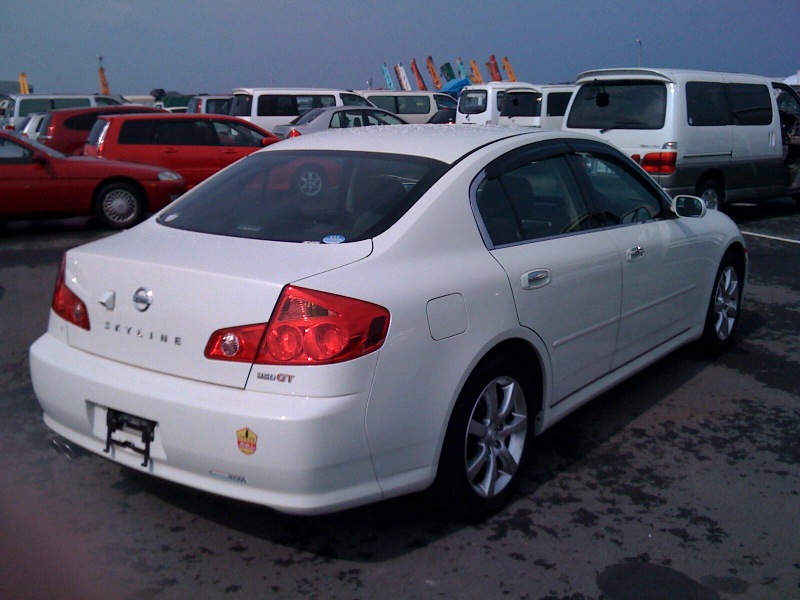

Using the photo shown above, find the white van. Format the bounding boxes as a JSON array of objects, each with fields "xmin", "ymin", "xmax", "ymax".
[
  {"xmin": 228, "ymin": 88, "xmax": 373, "ymax": 132},
  {"xmin": 563, "ymin": 68, "xmax": 800, "ymax": 206},
  {"xmin": 357, "ymin": 90, "xmax": 457, "ymax": 124},
  {"xmin": 498, "ymin": 84, "xmax": 575, "ymax": 129},
  {"xmin": 1, "ymin": 94, "xmax": 122, "ymax": 131},
  {"xmin": 456, "ymin": 81, "xmax": 537, "ymax": 125}
]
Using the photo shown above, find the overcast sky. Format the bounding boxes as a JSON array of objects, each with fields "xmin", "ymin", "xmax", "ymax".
[{"xmin": 2, "ymin": 0, "xmax": 799, "ymax": 95}]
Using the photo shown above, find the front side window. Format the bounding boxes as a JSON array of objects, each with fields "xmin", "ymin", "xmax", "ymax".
[
  {"xmin": 158, "ymin": 150, "xmax": 448, "ymax": 243},
  {"xmin": 0, "ymin": 136, "xmax": 31, "ymax": 162},
  {"xmin": 567, "ymin": 80, "xmax": 666, "ymax": 130},
  {"xmin": 477, "ymin": 155, "xmax": 596, "ymax": 246},
  {"xmin": 727, "ymin": 83, "xmax": 772, "ymax": 125},
  {"xmin": 576, "ymin": 152, "xmax": 665, "ymax": 224}
]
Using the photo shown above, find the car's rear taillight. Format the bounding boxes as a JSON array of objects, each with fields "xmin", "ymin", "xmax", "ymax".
[
  {"xmin": 51, "ymin": 256, "xmax": 90, "ymax": 330},
  {"xmin": 287, "ymin": 129, "xmax": 302, "ymax": 138},
  {"xmin": 204, "ymin": 286, "xmax": 389, "ymax": 365},
  {"xmin": 640, "ymin": 151, "xmax": 677, "ymax": 175}
]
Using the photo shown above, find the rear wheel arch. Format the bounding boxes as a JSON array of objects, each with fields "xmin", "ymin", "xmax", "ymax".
[{"xmin": 432, "ymin": 337, "xmax": 545, "ymax": 520}]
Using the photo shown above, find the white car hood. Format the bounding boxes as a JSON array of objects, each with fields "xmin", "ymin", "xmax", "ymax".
[{"xmin": 60, "ymin": 219, "xmax": 373, "ymax": 388}]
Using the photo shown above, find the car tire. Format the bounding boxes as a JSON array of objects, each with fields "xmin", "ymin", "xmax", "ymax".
[
  {"xmin": 696, "ymin": 177, "xmax": 725, "ymax": 210},
  {"xmin": 293, "ymin": 165, "xmax": 326, "ymax": 198},
  {"xmin": 95, "ymin": 182, "xmax": 144, "ymax": 229},
  {"xmin": 698, "ymin": 252, "xmax": 744, "ymax": 354},
  {"xmin": 435, "ymin": 354, "xmax": 535, "ymax": 521}
]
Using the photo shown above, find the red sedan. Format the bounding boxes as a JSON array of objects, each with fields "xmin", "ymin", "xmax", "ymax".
[{"xmin": 0, "ymin": 130, "xmax": 185, "ymax": 229}]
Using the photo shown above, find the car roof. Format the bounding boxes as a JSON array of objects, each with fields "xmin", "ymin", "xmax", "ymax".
[
  {"xmin": 265, "ymin": 124, "xmax": 595, "ymax": 163},
  {"xmin": 46, "ymin": 105, "xmax": 164, "ymax": 118}
]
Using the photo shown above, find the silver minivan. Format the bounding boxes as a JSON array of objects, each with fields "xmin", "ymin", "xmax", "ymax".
[
  {"xmin": 1, "ymin": 94, "xmax": 122, "ymax": 131},
  {"xmin": 228, "ymin": 88, "xmax": 373, "ymax": 132},
  {"xmin": 563, "ymin": 68, "xmax": 800, "ymax": 206}
]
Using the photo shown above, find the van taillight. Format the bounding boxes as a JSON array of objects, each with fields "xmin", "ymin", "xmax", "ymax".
[
  {"xmin": 287, "ymin": 129, "xmax": 302, "ymax": 138},
  {"xmin": 640, "ymin": 151, "xmax": 677, "ymax": 175},
  {"xmin": 51, "ymin": 256, "xmax": 90, "ymax": 330},
  {"xmin": 204, "ymin": 286, "xmax": 389, "ymax": 365}
]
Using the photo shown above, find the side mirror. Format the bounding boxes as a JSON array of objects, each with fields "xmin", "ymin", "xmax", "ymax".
[{"xmin": 671, "ymin": 195, "xmax": 707, "ymax": 218}]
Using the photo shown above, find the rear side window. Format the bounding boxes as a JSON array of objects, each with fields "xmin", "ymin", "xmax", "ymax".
[
  {"xmin": 257, "ymin": 95, "xmax": 336, "ymax": 117},
  {"xmin": 341, "ymin": 93, "xmax": 372, "ymax": 107},
  {"xmin": 52, "ymin": 98, "xmax": 92, "ymax": 110},
  {"xmin": 396, "ymin": 96, "xmax": 430, "ymax": 115},
  {"xmin": 686, "ymin": 82, "xmax": 773, "ymax": 126},
  {"xmin": 65, "ymin": 113, "xmax": 102, "ymax": 131},
  {"xmin": 686, "ymin": 82, "xmax": 729, "ymax": 126},
  {"xmin": 368, "ymin": 96, "xmax": 397, "ymax": 112},
  {"xmin": 118, "ymin": 120, "xmax": 160, "ymax": 144},
  {"xmin": 85, "ymin": 120, "xmax": 109, "ymax": 146},
  {"xmin": 18, "ymin": 99, "xmax": 52, "ymax": 116},
  {"xmin": 158, "ymin": 150, "xmax": 448, "ymax": 243},
  {"xmin": 567, "ymin": 81, "xmax": 666, "ymax": 130},
  {"xmin": 434, "ymin": 95, "xmax": 457, "ymax": 110}
]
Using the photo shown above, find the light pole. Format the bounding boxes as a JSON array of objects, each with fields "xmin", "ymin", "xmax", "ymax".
[{"xmin": 636, "ymin": 39, "xmax": 643, "ymax": 67}]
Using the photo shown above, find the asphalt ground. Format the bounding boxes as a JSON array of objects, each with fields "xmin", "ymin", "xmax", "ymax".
[{"xmin": 0, "ymin": 198, "xmax": 798, "ymax": 600}]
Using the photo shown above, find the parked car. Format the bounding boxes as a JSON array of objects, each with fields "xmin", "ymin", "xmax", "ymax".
[
  {"xmin": 186, "ymin": 94, "xmax": 233, "ymax": 114},
  {"xmin": 563, "ymin": 68, "xmax": 800, "ymax": 207},
  {"xmin": 272, "ymin": 106, "xmax": 408, "ymax": 139},
  {"xmin": 457, "ymin": 81, "xmax": 538, "ymax": 125},
  {"xmin": 1, "ymin": 94, "xmax": 122, "ymax": 131},
  {"xmin": 498, "ymin": 84, "xmax": 575, "ymax": 129},
  {"xmin": 83, "ymin": 113, "xmax": 279, "ymax": 187},
  {"xmin": 0, "ymin": 130, "xmax": 184, "ymax": 228},
  {"xmin": 356, "ymin": 90, "xmax": 457, "ymax": 124},
  {"xmin": 18, "ymin": 111, "xmax": 48, "ymax": 140},
  {"xmin": 229, "ymin": 87, "xmax": 374, "ymax": 132},
  {"xmin": 37, "ymin": 104, "xmax": 166, "ymax": 155},
  {"xmin": 30, "ymin": 125, "xmax": 747, "ymax": 519}
]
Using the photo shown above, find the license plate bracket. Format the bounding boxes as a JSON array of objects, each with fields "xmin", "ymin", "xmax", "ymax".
[{"xmin": 104, "ymin": 408, "xmax": 157, "ymax": 468}]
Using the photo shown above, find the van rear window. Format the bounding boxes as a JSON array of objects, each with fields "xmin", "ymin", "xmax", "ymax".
[{"xmin": 567, "ymin": 81, "xmax": 666, "ymax": 130}]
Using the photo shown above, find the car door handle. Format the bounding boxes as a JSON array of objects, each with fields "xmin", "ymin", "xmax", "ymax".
[
  {"xmin": 520, "ymin": 269, "xmax": 551, "ymax": 290},
  {"xmin": 626, "ymin": 246, "xmax": 645, "ymax": 261}
]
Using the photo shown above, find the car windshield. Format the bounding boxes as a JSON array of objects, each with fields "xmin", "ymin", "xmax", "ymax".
[
  {"xmin": 158, "ymin": 149, "xmax": 449, "ymax": 243},
  {"xmin": 5, "ymin": 131, "xmax": 64, "ymax": 157},
  {"xmin": 567, "ymin": 80, "xmax": 666, "ymax": 130}
]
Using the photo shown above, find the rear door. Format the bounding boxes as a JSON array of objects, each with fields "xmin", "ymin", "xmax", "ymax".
[
  {"xmin": 474, "ymin": 142, "xmax": 621, "ymax": 404},
  {"xmin": 156, "ymin": 119, "xmax": 220, "ymax": 187}
]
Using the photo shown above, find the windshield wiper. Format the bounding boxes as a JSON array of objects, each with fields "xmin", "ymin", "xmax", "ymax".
[{"xmin": 600, "ymin": 121, "xmax": 649, "ymax": 133}]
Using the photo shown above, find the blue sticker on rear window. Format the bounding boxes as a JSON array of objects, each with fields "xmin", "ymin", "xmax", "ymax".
[{"xmin": 322, "ymin": 235, "xmax": 346, "ymax": 244}]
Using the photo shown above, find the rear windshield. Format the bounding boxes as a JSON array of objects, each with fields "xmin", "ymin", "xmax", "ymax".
[
  {"xmin": 458, "ymin": 90, "xmax": 488, "ymax": 114},
  {"xmin": 158, "ymin": 150, "xmax": 448, "ymax": 243},
  {"xmin": 566, "ymin": 80, "xmax": 666, "ymax": 130},
  {"xmin": 500, "ymin": 92, "xmax": 542, "ymax": 117}
]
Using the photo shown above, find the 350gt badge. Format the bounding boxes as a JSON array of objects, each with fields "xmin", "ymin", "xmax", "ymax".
[{"xmin": 236, "ymin": 427, "xmax": 258, "ymax": 455}]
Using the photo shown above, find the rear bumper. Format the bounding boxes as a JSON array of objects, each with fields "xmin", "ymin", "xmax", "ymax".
[{"xmin": 29, "ymin": 333, "xmax": 381, "ymax": 515}]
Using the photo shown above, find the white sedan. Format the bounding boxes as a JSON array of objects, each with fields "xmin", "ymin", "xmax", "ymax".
[{"xmin": 30, "ymin": 125, "xmax": 746, "ymax": 519}]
